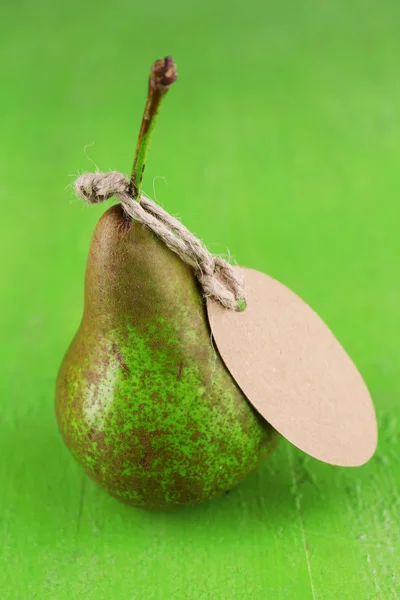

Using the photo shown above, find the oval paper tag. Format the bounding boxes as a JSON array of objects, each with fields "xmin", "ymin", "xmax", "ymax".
[{"xmin": 207, "ymin": 267, "xmax": 377, "ymax": 467}]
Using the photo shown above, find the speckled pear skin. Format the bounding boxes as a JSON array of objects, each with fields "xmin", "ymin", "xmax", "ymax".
[{"xmin": 56, "ymin": 205, "xmax": 277, "ymax": 509}]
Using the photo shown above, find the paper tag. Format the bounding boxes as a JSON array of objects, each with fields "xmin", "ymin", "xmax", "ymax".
[{"xmin": 207, "ymin": 267, "xmax": 377, "ymax": 467}]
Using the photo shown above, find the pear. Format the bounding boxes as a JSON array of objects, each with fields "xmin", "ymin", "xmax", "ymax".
[{"xmin": 55, "ymin": 57, "xmax": 277, "ymax": 509}]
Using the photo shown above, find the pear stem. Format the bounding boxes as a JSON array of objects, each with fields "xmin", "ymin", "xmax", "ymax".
[{"xmin": 129, "ymin": 57, "xmax": 177, "ymax": 201}]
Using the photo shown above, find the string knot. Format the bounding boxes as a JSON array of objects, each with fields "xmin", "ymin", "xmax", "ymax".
[
  {"xmin": 76, "ymin": 171, "xmax": 129, "ymax": 203},
  {"xmin": 74, "ymin": 171, "xmax": 246, "ymax": 311}
]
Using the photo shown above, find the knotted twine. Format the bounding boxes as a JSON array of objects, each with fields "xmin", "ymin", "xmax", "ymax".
[{"xmin": 75, "ymin": 171, "xmax": 246, "ymax": 311}]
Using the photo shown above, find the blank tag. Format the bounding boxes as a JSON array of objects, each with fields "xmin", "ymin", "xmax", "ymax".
[{"xmin": 207, "ymin": 267, "xmax": 377, "ymax": 467}]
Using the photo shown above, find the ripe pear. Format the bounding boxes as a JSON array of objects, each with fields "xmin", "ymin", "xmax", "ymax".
[
  {"xmin": 56, "ymin": 205, "xmax": 276, "ymax": 509},
  {"xmin": 56, "ymin": 57, "xmax": 277, "ymax": 509}
]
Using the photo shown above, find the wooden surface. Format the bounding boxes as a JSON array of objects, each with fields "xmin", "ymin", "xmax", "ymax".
[{"xmin": 1, "ymin": 0, "xmax": 399, "ymax": 598}]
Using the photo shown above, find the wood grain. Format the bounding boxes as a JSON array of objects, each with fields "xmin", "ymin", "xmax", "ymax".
[{"xmin": 1, "ymin": 0, "xmax": 399, "ymax": 598}]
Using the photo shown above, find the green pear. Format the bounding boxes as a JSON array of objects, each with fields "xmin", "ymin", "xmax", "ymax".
[
  {"xmin": 55, "ymin": 57, "xmax": 277, "ymax": 509},
  {"xmin": 56, "ymin": 206, "xmax": 276, "ymax": 508}
]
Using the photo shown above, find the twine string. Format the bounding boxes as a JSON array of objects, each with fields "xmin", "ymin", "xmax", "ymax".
[{"xmin": 75, "ymin": 171, "xmax": 246, "ymax": 311}]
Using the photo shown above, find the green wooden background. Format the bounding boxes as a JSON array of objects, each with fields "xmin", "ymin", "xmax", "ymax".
[{"xmin": 1, "ymin": 0, "xmax": 399, "ymax": 598}]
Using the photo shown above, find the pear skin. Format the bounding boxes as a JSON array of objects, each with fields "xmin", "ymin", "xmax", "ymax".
[{"xmin": 56, "ymin": 205, "xmax": 277, "ymax": 509}]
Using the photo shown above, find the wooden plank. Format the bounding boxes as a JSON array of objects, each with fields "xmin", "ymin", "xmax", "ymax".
[{"xmin": 1, "ymin": 0, "xmax": 399, "ymax": 598}]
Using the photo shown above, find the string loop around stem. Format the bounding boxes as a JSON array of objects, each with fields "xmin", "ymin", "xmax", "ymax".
[{"xmin": 75, "ymin": 171, "xmax": 246, "ymax": 311}]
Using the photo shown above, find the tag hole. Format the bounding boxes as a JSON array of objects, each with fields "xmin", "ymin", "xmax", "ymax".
[{"xmin": 236, "ymin": 298, "xmax": 247, "ymax": 312}]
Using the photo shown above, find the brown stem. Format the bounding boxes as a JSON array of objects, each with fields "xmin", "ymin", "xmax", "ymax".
[{"xmin": 129, "ymin": 57, "xmax": 177, "ymax": 201}]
